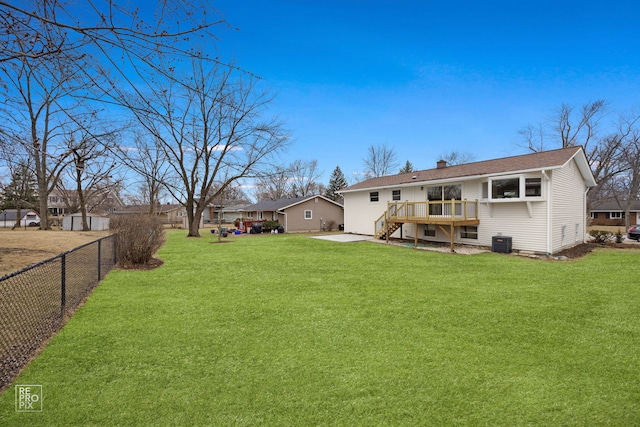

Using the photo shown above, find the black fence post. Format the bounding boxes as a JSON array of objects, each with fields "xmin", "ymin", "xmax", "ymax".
[
  {"xmin": 61, "ymin": 253, "xmax": 66, "ymax": 318},
  {"xmin": 98, "ymin": 239, "xmax": 102, "ymax": 281}
]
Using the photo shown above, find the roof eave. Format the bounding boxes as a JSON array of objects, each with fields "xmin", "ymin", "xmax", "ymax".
[{"xmin": 339, "ymin": 165, "xmax": 567, "ymax": 193}]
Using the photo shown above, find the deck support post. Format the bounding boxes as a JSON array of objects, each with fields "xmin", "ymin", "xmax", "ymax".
[{"xmin": 450, "ymin": 223, "xmax": 455, "ymax": 252}]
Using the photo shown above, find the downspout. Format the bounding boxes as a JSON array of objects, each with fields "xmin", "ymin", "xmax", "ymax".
[
  {"xmin": 282, "ymin": 211, "xmax": 288, "ymax": 232},
  {"xmin": 583, "ymin": 187, "xmax": 589, "ymax": 243},
  {"xmin": 542, "ymin": 170, "xmax": 552, "ymax": 255}
]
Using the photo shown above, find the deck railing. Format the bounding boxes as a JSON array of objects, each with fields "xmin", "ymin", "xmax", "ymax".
[{"xmin": 374, "ymin": 199, "xmax": 479, "ymax": 237}]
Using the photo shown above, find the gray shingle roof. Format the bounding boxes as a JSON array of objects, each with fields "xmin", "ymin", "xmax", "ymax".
[
  {"xmin": 591, "ymin": 200, "xmax": 640, "ymax": 211},
  {"xmin": 243, "ymin": 197, "xmax": 312, "ymax": 212}
]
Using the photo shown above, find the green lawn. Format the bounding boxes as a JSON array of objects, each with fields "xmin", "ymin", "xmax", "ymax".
[{"xmin": 1, "ymin": 231, "xmax": 639, "ymax": 426}]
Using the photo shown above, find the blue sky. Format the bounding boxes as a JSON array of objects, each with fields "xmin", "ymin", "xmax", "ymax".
[{"xmin": 212, "ymin": 1, "xmax": 640, "ymax": 184}]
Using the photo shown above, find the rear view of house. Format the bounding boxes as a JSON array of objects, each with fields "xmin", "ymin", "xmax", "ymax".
[{"xmin": 340, "ymin": 147, "xmax": 596, "ymax": 254}]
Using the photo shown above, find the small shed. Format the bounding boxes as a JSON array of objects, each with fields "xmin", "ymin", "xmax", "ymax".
[{"xmin": 62, "ymin": 213, "xmax": 110, "ymax": 231}]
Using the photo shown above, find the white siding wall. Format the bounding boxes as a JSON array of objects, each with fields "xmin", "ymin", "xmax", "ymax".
[
  {"xmin": 343, "ymin": 189, "xmax": 385, "ymax": 235},
  {"xmin": 343, "ymin": 186, "xmax": 425, "ymax": 235},
  {"xmin": 550, "ymin": 160, "xmax": 587, "ymax": 253},
  {"xmin": 476, "ymin": 198, "xmax": 548, "ymax": 253}
]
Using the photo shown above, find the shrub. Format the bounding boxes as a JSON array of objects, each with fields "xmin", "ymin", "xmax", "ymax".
[
  {"xmin": 325, "ymin": 219, "xmax": 336, "ymax": 231},
  {"xmin": 263, "ymin": 220, "xmax": 279, "ymax": 231},
  {"xmin": 111, "ymin": 215, "xmax": 166, "ymax": 266},
  {"xmin": 589, "ymin": 229, "xmax": 613, "ymax": 245},
  {"xmin": 615, "ymin": 229, "xmax": 624, "ymax": 243}
]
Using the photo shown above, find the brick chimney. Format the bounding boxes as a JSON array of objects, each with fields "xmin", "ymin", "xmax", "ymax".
[{"xmin": 437, "ymin": 159, "xmax": 447, "ymax": 169}]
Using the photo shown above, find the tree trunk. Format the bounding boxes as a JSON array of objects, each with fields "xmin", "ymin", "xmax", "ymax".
[
  {"xmin": 11, "ymin": 206, "xmax": 22, "ymax": 230},
  {"xmin": 37, "ymin": 182, "xmax": 50, "ymax": 230}
]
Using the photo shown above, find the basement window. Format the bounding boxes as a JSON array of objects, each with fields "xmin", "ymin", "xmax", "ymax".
[
  {"xmin": 424, "ymin": 224, "xmax": 436, "ymax": 237},
  {"xmin": 460, "ymin": 226, "xmax": 478, "ymax": 239}
]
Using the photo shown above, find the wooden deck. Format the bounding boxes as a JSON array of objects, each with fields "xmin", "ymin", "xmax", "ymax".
[{"xmin": 374, "ymin": 200, "xmax": 480, "ymax": 251}]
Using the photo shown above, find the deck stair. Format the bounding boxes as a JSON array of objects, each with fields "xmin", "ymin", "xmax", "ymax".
[{"xmin": 373, "ymin": 199, "xmax": 480, "ymax": 250}]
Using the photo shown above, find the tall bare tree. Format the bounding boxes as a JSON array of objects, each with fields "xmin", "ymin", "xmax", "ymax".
[
  {"xmin": 288, "ymin": 159, "xmax": 323, "ymax": 197},
  {"xmin": 253, "ymin": 160, "xmax": 324, "ymax": 201},
  {"xmin": 362, "ymin": 143, "xmax": 399, "ymax": 179},
  {"xmin": 127, "ymin": 61, "xmax": 289, "ymax": 237},
  {"xmin": 0, "ymin": 25, "xmax": 88, "ymax": 229},
  {"xmin": 517, "ymin": 100, "xmax": 635, "ymax": 209}
]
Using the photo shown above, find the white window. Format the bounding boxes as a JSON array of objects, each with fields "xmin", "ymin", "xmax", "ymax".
[
  {"xmin": 370, "ymin": 191, "xmax": 379, "ymax": 202},
  {"xmin": 483, "ymin": 175, "xmax": 544, "ymax": 201},
  {"xmin": 392, "ymin": 190, "xmax": 401, "ymax": 201},
  {"xmin": 610, "ymin": 212, "xmax": 622, "ymax": 219},
  {"xmin": 525, "ymin": 178, "xmax": 542, "ymax": 197},
  {"xmin": 304, "ymin": 210, "xmax": 312, "ymax": 220},
  {"xmin": 492, "ymin": 178, "xmax": 519, "ymax": 199}
]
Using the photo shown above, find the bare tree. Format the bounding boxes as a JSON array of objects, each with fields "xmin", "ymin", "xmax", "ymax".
[
  {"xmin": 609, "ymin": 124, "xmax": 640, "ymax": 229},
  {"xmin": 253, "ymin": 160, "xmax": 324, "ymax": 200},
  {"xmin": 127, "ymin": 61, "xmax": 289, "ymax": 237},
  {"xmin": 363, "ymin": 143, "xmax": 399, "ymax": 178},
  {"xmin": 114, "ymin": 132, "xmax": 171, "ymax": 215},
  {"xmin": 0, "ymin": 1, "xmax": 224, "ymax": 67},
  {"xmin": 288, "ymin": 159, "xmax": 323, "ymax": 197},
  {"xmin": 253, "ymin": 166, "xmax": 291, "ymax": 201},
  {"xmin": 517, "ymin": 100, "xmax": 632, "ymax": 210},
  {"xmin": 63, "ymin": 122, "xmax": 119, "ymax": 230},
  {"xmin": 438, "ymin": 151, "xmax": 476, "ymax": 166},
  {"xmin": 0, "ymin": 29, "xmax": 89, "ymax": 229}
]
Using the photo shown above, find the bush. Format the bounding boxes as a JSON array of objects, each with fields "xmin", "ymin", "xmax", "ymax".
[
  {"xmin": 615, "ymin": 229, "xmax": 624, "ymax": 243},
  {"xmin": 111, "ymin": 215, "xmax": 166, "ymax": 266},
  {"xmin": 589, "ymin": 229, "xmax": 613, "ymax": 245},
  {"xmin": 263, "ymin": 220, "xmax": 279, "ymax": 231},
  {"xmin": 325, "ymin": 220, "xmax": 336, "ymax": 231}
]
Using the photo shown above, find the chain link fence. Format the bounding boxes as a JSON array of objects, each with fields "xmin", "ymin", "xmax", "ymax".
[{"xmin": 0, "ymin": 235, "xmax": 116, "ymax": 391}]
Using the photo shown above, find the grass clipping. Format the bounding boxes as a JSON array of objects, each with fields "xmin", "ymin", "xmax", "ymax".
[{"xmin": 111, "ymin": 215, "xmax": 165, "ymax": 268}]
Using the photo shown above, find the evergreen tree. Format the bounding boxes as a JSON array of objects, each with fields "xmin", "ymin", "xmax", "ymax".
[
  {"xmin": 399, "ymin": 160, "xmax": 415, "ymax": 174},
  {"xmin": 1, "ymin": 162, "xmax": 38, "ymax": 210},
  {"xmin": 325, "ymin": 166, "xmax": 348, "ymax": 202}
]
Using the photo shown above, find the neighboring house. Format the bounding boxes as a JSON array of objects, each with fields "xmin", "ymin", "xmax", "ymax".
[
  {"xmin": 0, "ymin": 209, "xmax": 41, "ymax": 228},
  {"xmin": 590, "ymin": 200, "xmax": 640, "ymax": 226},
  {"xmin": 241, "ymin": 195, "xmax": 344, "ymax": 233},
  {"xmin": 62, "ymin": 213, "xmax": 110, "ymax": 231},
  {"xmin": 339, "ymin": 146, "xmax": 596, "ymax": 254},
  {"xmin": 205, "ymin": 202, "xmax": 252, "ymax": 224},
  {"xmin": 48, "ymin": 188, "xmax": 124, "ymax": 220},
  {"xmin": 109, "ymin": 204, "xmax": 184, "ymax": 226}
]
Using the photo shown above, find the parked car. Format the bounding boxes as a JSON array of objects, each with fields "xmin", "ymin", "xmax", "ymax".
[{"xmin": 628, "ymin": 225, "xmax": 640, "ymax": 241}]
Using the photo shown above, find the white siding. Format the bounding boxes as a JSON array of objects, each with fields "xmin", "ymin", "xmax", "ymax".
[
  {"xmin": 343, "ymin": 190, "xmax": 384, "ymax": 235},
  {"xmin": 550, "ymin": 160, "xmax": 587, "ymax": 253},
  {"xmin": 476, "ymin": 199, "xmax": 548, "ymax": 253}
]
